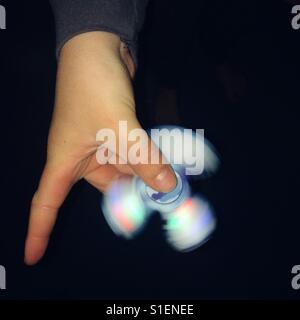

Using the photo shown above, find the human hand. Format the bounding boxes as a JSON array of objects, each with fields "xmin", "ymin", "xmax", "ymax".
[{"xmin": 24, "ymin": 32, "xmax": 176, "ymax": 265}]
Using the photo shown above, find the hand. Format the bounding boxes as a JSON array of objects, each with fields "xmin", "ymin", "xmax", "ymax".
[{"xmin": 24, "ymin": 32, "xmax": 177, "ymax": 265}]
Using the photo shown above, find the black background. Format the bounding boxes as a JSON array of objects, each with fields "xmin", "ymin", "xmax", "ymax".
[{"xmin": 0, "ymin": 0, "xmax": 300, "ymax": 299}]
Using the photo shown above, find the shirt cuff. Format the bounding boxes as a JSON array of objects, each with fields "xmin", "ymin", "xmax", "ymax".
[{"xmin": 50, "ymin": 0, "xmax": 149, "ymax": 67}]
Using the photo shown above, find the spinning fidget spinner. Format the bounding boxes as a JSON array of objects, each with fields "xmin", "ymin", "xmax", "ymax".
[{"xmin": 101, "ymin": 126, "xmax": 220, "ymax": 252}]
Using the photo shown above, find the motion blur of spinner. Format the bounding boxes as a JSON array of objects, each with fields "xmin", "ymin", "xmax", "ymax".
[{"xmin": 101, "ymin": 126, "xmax": 220, "ymax": 252}]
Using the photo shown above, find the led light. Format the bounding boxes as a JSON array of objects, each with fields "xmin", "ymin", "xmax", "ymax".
[
  {"xmin": 164, "ymin": 197, "xmax": 216, "ymax": 252},
  {"xmin": 102, "ymin": 176, "xmax": 148, "ymax": 238},
  {"xmin": 101, "ymin": 126, "xmax": 219, "ymax": 252}
]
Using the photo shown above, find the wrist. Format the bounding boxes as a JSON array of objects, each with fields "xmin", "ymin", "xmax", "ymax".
[
  {"xmin": 59, "ymin": 31, "xmax": 135, "ymax": 79},
  {"xmin": 60, "ymin": 31, "xmax": 121, "ymax": 60}
]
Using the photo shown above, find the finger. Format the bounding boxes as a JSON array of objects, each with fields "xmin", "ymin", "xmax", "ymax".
[
  {"xmin": 121, "ymin": 119, "xmax": 177, "ymax": 193},
  {"xmin": 25, "ymin": 163, "xmax": 74, "ymax": 265}
]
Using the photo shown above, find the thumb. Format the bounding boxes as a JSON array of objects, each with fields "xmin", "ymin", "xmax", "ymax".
[
  {"xmin": 25, "ymin": 162, "xmax": 74, "ymax": 265},
  {"xmin": 118, "ymin": 119, "xmax": 177, "ymax": 193}
]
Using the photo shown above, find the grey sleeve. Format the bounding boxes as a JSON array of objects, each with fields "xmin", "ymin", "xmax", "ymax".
[{"xmin": 49, "ymin": 0, "xmax": 149, "ymax": 66}]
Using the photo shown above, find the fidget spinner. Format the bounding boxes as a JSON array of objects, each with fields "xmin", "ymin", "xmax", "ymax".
[{"xmin": 101, "ymin": 126, "xmax": 220, "ymax": 252}]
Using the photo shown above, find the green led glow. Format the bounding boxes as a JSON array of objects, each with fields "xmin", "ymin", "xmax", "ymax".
[
  {"xmin": 167, "ymin": 214, "xmax": 190, "ymax": 230},
  {"xmin": 125, "ymin": 195, "xmax": 145, "ymax": 227},
  {"xmin": 166, "ymin": 200, "xmax": 196, "ymax": 230}
]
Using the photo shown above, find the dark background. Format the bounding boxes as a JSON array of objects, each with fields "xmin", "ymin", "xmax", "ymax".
[{"xmin": 0, "ymin": 0, "xmax": 300, "ymax": 299}]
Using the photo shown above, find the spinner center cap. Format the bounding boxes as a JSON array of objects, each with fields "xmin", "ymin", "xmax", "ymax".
[{"xmin": 146, "ymin": 172, "xmax": 183, "ymax": 204}]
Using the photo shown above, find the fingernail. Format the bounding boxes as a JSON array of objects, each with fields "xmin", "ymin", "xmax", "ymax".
[{"xmin": 155, "ymin": 167, "xmax": 177, "ymax": 193}]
